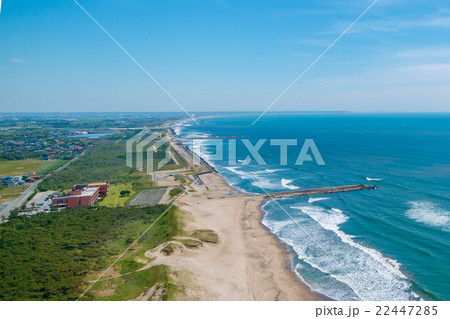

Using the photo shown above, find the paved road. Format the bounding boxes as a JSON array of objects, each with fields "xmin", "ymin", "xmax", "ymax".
[
  {"xmin": 0, "ymin": 147, "xmax": 92, "ymax": 221},
  {"xmin": 0, "ymin": 179, "xmax": 43, "ymax": 220}
]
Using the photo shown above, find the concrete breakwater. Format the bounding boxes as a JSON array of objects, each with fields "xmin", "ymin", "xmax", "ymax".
[
  {"xmin": 168, "ymin": 129, "xmax": 379, "ymax": 198},
  {"xmin": 263, "ymin": 184, "xmax": 378, "ymax": 198}
]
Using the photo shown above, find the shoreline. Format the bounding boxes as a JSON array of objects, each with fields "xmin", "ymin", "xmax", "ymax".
[{"xmin": 163, "ymin": 118, "xmax": 322, "ymax": 300}]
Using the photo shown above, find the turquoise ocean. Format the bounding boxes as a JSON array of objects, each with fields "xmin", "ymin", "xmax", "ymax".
[{"xmin": 173, "ymin": 114, "xmax": 450, "ymax": 301}]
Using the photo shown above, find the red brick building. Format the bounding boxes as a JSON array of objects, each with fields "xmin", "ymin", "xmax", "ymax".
[
  {"xmin": 71, "ymin": 182, "xmax": 109, "ymax": 197},
  {"xmin": 52, "ymin": 187, "xmax": 100, "ymax": 208},
  {"xmin": 52, "ymin": 182, "xmax": 109, "ymax": 208}
]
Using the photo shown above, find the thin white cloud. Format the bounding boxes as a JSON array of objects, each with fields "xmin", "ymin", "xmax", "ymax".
[
  {"xmin": 395, "ymin": 48, "xmax": 450, "ymax": 59},
  {"xmin": 422, "ymin": 16, "xmax": 450, "ymax": 27},
  {"xmin": 327, "ymin": 12, "xmax": 450, "ymax": 34},
  {"xmin": 10, "ymin": 58, "xmax": 31, "ymax": 63},
  {"xmin": 398, "ymin": 64, "xmax": 450, "ymax": 73}
]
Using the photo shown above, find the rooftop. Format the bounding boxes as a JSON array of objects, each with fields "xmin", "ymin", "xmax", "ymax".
[{"xmin": 58, "ymin": 186, "xmax": 100, "ymax": 199}]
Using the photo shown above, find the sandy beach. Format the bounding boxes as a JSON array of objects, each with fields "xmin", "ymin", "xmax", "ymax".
[{"xmin": 147, "ymin": 130, "xmax": 321, "ymax": 300}]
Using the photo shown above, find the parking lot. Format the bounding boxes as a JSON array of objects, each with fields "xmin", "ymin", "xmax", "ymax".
[{"xmin": 25, "ymin": 191, "xmax": 59, "ymax": 213}]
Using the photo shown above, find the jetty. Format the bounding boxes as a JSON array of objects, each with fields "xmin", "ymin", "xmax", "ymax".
[
  {"xmin": 167, "ymin": 128, "xmax": 379, "ymax": 198},
  {"xmin": 264, "ymin": 184, "xmax": 378, "ymax": 199}
]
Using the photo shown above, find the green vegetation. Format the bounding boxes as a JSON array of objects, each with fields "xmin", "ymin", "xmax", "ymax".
[
  {"xmin": 169, "ymin": 146, "xmax": 185, "ymax": 168},
  {"xmin": 137, "ymin": 142, "xmax": 185, "ymax": 173},
  {"xmin": 38, "ymin": 130, "xmax": 182, "ymax": 192},
  {"xmin": 120, "ymin": 260, "xmax": 145, "ymax": 274},
  {"xmin": 132, "ymin": 180, "xmax": 155, "ymax": 192},
  {"xmin": 0, "ymin": 113, "xmax": 185, "ymax": 131},
  {"xmin": 39, "ymin": 160, "xmax": 68, "ymax": 175},
  {"xmin": 120, "ymin": 190, "xmax": 131, "ymax": 197},
  {"xmin": 169, "ymin": 187, "xmax": 183, "ymax": 198},
  {"xmin": 0, "ymin": 186, "xmax": 27, "ymax": 195},
  {"xmin": 0, "ymin": 159, "xmax": 55, "ymax": 177},
  {"xmin": 174, "ymin": 175, "xmax": 187, "ymax": 184},
  {"xmin": 38, "ymin": 131, "xmax": 140, "ymax": 191},
  {"xmin": 0, "ymin": 194, "xmax": 20, "ymax": 200},
  {"xmin": 99, "ymin": 185, "xmax": 135, "ymax": 207},
  {"xmin": 0, "ymin": 114, "xmax": 198, "ymax": 301},
  {"xmin": 189, "ymin": 230, "xmax": 219, "ymax": 244},
  {"xmin": 161, "ymin": 243, "xmax": 180, "ymax": 256},
  {"xmin": 0, "ymin": 127, "xmax": 92, "ymax": 161},
  {"xmin": 0, "ymin": 205, "xmax": 178, "ymax": 300},
  {"xmin": 176, "ymin": 239, "xmax": 203, "ymax": 248},
  {"xmin": 89, "ymin": 265, "xmax": 178, "ymax": 301}
]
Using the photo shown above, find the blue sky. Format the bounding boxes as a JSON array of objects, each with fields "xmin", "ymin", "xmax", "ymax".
[{"xmin": 0, "ymin": 0, "xmax": 449, "ymax": 112}]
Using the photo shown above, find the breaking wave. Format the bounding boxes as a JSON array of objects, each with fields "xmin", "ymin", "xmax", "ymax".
[
  {"xmin": 262, "ymin": 203, "xmax": 418, "ymax": 301},
  {"xmin": 281, "ymin": 178, "xmax": 299, "ymax": 190},
  {"xmin": 405, "ymin": 201, "xmax": 450, "ymax": 232},
  {"xmin": 223, "ymin": 166, "xmax": 286, "ymax": 191},
  {"xmin": 308, "ymin": 197, "xmax": 329, "ymax": 203}
]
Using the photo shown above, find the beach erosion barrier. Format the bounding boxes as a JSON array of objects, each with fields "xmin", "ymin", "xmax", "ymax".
[{"xmin": 168, "ymin": 129, "xmax": 379, "ymax": 197}]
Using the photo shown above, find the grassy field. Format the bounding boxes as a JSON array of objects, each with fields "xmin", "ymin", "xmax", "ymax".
[
  {"xmin": 0, "ymin": 186, "xmax": 27, "ymax": 195},
  {"xmin": 173, "ymin": 175, "xmax": 187, "ymax": 184},
  {"xmin": 169, "ymin": 187, "xmax": 183, "ymax": 198},
  {"xmin": 89, "ymin": 265, "xmax": 177, "ymax": 301},
  {"xmin": 0, "ymin": 159, "xmax": 56, "ymax": 177},
  {"xmin": 99, "ymin": 184, "xmax": 136, "ymax": 207}
]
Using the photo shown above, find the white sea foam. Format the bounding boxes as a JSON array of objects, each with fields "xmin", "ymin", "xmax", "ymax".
[
  {"xmin": 262, "ymin": 204, "xmax": 418, "ymax": 301},
  {"xmin": 405, "ymin": 201, "xmax": 450, "ymax": 232},
  {"xmin": 188, "ymin": 133, "xmax": 216, "ymax": 165},
  {"xmin": 173, "ymin": 126, "xmax": 182, "ymax": 136},
  {"xmin": 224, "ymin": 166, "xmax": 248, "ymax": 176},
  {"xmin": 281, "ymin": 178, "xmax": 299, "ymax": 190},
  {"xmin": 366, "ymin": 177, "xmax": 382, "ymax": 181},
  {"xmin": 260, "ymin": 199, "xmax": 275, "ymax": 211},
  {"xmin": 252, "ymin": 178, "xmax": 284, "ymax": 190},
  {"xmin": 224, "ymin": 166, "xmax": 285, "ymax": 190},
  {"xmin": 172, "ymin": 119, "xmax": 192, "ymax": 135},
  {"xmin": 265, "ymin": 168, "xmax": 285, "ymax": 173},
  {"xmin": 308, "ymin": 197, "xmax": 329, "ymax": 203}
]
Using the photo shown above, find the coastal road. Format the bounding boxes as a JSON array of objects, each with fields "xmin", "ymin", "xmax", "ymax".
[{"xmin": 0, "ymin": 179, "xmax": 43, "ymax": 220}]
